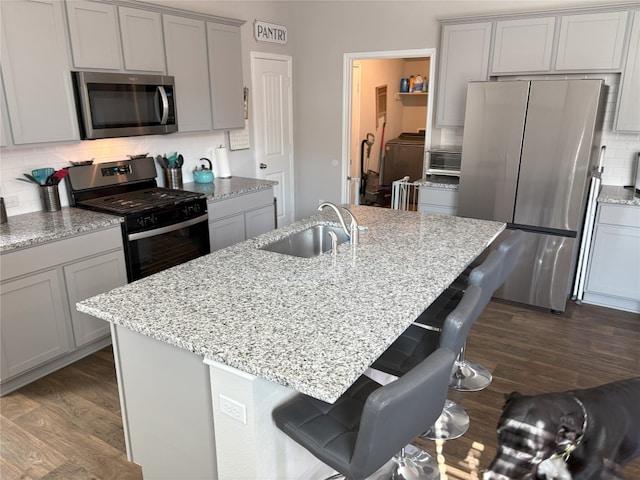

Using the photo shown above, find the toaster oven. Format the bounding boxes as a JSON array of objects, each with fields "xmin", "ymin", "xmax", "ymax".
[{"xmin": 426, "ymin": 147, "xmax": 462, "ymax": 177}]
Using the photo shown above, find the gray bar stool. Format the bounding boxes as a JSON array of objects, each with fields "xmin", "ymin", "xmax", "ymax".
[
  {"xmin": 448, "ymin": 230, "xmax": 524, "ymax": 392},
  {"xmin": 273, "ymin": 347, "xmax": 457, "ymax": 480},
  {"xmin": 371, "ymin": 283, "xmax": 492, "ymax": 443}
]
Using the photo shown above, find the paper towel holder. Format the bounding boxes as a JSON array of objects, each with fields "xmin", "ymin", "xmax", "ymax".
[{"xmin": 213, "ymin": 145, "xmax": 232, "ymax": 179}]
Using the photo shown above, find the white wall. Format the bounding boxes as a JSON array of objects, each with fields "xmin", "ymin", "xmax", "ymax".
[{"xmin": 2, "ymin": 0, "xmax": 637, "ymax": 218}]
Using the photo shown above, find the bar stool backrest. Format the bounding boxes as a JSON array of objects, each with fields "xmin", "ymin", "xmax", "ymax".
[
  {"xmin": 439, "ymin": 284, "xmax": 487, "ymax": 355},
  {"xmin": 351, "ymin": 347, "xmax": 457, "ymax": 479},
  {"xmin": 495, "ymin": 230, "xmax": 524, "ymax": 286},
  {"xmin": 469, "ymin": 230, "xmax": 524, "ymax": 294}
]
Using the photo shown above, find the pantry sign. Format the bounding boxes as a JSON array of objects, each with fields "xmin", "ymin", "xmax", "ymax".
[{"xmin": 254, "ymin": 20, "xmax": 288, "ymax": 45}]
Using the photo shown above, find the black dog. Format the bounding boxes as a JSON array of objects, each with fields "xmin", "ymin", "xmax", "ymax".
[{"xmin": 483, "ymin": 377, "xmax": 640, "ymax": 479}]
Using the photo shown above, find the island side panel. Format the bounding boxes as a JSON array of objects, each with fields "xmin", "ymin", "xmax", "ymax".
[
  {"xmin": 111, "ymin": 324, "xmax": 218, "ymax": 479},
  {"xmin": 206, "ymin": 359, "xmax": 334, "ymax": 479}
]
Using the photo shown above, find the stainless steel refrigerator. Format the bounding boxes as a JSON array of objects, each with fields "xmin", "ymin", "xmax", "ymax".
[{"xmin": 458, "ymin": 79, "xmax": 606, "ymax": 312}]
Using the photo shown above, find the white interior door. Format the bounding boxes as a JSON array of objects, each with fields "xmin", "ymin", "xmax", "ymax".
[
  {"xmin": 251, "ymin": 52, "xmax": 294, "ymax": 227},
  {"xmin": 349, "ymin": 62, "xmax": 361, "ymax": 204}
]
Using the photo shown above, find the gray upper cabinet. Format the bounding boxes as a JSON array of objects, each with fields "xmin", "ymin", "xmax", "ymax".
[
  {"xmin": 616, "ymin": 10, "xmax": 640, "ymax": 132},
  {"xmin": 491, "ymin": 17, "xmax": 556, "ymax": 74},
  {"xmin": 0, "ymin": 76, "xmax": 11, "ymax": 147},
  {"xmin": 119, "ymin": 6, "xmax": 165, "ymax": 72},
  {"xmin": 66, "ymin": 0, "xmax": 123, "ymax": 70},
  {"xmin": 555, "ymin": 11, "xmax": 628, "ymax": 71},
  {"xmin": 207, "ymin": 22, "xmax": 245, "ymax": 130},
  {"xmin": 163, "ymin": 14, "xmax": 213, "ymax": 132},
  {"xmin": 436, "ymin": 22, "xmax": 492, "ymax": 127},
  {"xmin": 0, "ymin": 0, "xmax": 80, "ymax": 144},
  {"xmin": 66, "ymin": 1, "xmax": 165, "ymax": 73}
]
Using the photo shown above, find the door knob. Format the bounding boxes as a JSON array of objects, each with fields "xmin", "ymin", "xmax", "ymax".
[{"xmin": 259, "ymin": 163, "xmax": 267, "ymax": 169}]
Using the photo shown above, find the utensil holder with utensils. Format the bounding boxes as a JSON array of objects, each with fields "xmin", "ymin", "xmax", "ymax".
[
  {"xmin": 163, "ymin": 167, "xmax": 183, "ymax": 189},
  {"xmin": 40, "ymin": 184, "xmax": 61, "ymax": 212},
  {"xmin": 157, "ymin": 153, "xmax": 184, "ymax": 189}
]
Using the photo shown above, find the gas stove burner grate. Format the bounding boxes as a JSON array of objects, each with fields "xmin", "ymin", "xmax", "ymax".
[{"xmin": 77, "ymin": 187, "xmax": 204, "ymax": 215}]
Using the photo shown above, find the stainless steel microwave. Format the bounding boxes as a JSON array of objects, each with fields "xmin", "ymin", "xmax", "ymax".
[{"xmin": 72, "ymin": 71, "xmax": 178, "ymax": 140}]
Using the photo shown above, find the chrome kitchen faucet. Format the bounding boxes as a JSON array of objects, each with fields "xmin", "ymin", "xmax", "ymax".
[{"xmin": 318, "ymin": 202, "xmax": 359, "ymax": 245}]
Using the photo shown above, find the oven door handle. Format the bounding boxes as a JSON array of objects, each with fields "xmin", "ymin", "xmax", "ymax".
[{"xmin": 127, "ymin": 214, "xmax": 208, "ymax": 241}]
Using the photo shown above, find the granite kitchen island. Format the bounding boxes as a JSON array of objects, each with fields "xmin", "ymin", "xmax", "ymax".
[{"xmin": 77, "ymin": 205, "xmax": 505, "ymax": 479}]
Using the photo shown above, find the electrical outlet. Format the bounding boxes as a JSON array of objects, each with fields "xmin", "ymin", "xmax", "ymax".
[
  {"xmin": 219, "ymin": 394, "xmax": 247, "ymax": 424},
  {"xmin": 4, "ymin": 194, "xmax": 19, "ymax": 208}
]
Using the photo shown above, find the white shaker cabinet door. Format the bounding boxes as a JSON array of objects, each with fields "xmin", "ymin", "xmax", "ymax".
[
  {"xmin": 64, "ymin": 250, "xmax": 127, "ymax": 348},
  {"xmin": 119, "ymin": 6, "xmax": 165, "ymax": 72},
  {"xmin": 207, "ymin": 22, "xmax": 245, "ymax": 130},
  {"xmin": 65, "ymin": 0, "xmax": 122, "ymax": 69},
  {"xmin": 1, "ymin": 0, "xmax": 80, "ymax": 144},
  {"xmin": 491, "ymin": 17, "xmax": 556, "ymax": 74},
  {"xmin": 555, "ymin": 11, "xmax": 628, "ymax": 71},
  {"xmin": 616, "ymin": 10, "xmax": 640, "ymax": 132},
  {"xmin": 163, "ymin": 14, "xmax": 213, "ymax": 132},
  {"xmin": 0, "ymin": 269, "xmax": 71, "ymax": 380},
  {"xmin": 436, "ymin": 22, "xmax": 492, "ymax": 127}
]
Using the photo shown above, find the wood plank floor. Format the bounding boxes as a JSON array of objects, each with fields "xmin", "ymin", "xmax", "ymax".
[{"xmin": 1, "ymin": 300, "xmax": 638, "ymax": 480}]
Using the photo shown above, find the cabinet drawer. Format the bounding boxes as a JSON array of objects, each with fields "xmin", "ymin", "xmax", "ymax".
[
  {"xmin": 1, "ymin": 226, "xmax": 123, "ymax": 281},
  {"xmin": 419, "ymin": 187, "xmax": 459, "ymax": 207},
  {"xmin": 207, "ymin": 189, "xmax": 273, "ymax": 220},
  {"xmin": 597, "ymin": 204, "xmax": 640, "ymax": 228}
]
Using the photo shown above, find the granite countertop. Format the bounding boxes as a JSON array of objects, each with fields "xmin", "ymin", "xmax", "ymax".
[
  {"xmin": 418, "ymin": 177, "xmax": 460, "ymax": 190},
  {"xmin": 0, "ymin": 177, "xmax": 276, "ymax": 253},
  {"xmin": 598, "ymin": 185, "xmax": 640, "ymax": 206},
  {"xmin": 182, "ymin": 176, "xmax": 277, "ymax": 201},
  {"xmin": 77, "ymin": 206, "xmax": 505, "ymax": 403},
  {"xmin": 0, "ymin": 208, "xmax": 123, "ymax": 253}
]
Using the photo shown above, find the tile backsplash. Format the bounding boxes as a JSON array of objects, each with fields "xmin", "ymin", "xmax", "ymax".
[{"xmin": 0, "ymin": 131, "xmax": 232, "ymax": 216}]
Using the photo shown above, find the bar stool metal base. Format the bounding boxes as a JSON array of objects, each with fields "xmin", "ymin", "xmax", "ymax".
[
  {"xmin": 449, "ymin": 360, "xmax": 492, "ymax": 392},
  {"xmin": 391, "ymin": 444, "xmax": 440, "ymax": 480},
  {"xmin": 421, "ymin": 399, "xmax": 469, "ymax": 441}
]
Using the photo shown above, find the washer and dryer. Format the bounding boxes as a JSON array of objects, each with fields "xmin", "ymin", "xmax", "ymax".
[{"xmin": 380, "ymin": 132, "xmax": 425, "ymax": 186}]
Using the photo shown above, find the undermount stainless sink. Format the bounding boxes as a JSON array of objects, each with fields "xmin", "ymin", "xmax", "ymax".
[{"xmin": 259, "ymin": 224, "xmax": 349, "ymax": 258}]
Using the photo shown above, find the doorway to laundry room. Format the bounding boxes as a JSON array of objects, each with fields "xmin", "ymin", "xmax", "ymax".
[{"xmin": 343, "ymin": 49, "xmax": 435, "ymax": 206}]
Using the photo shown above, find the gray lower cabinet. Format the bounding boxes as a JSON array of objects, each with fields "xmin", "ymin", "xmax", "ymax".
[
  {"xmin": 208, "ymin": 189, "xmax": 275, "ymax": 251},
  {"xmin": 0, "ymin": 0, "xmax": 79, "ymax": 144},
  {"xmin": 418, "ymin": 186, "xmax": 458, "ymax": 215},
  {"xmin": 583, "ymin": 203, "xmax": 640, "ymax": 313},
  {"xmin": 0, "ymin": 269, "xmax": 71, "ymax": 381},
  {"xmin": 0, "ymin": 226, "xmax": 127, "ymax": 395},
  {"xmin": 64, "ymin": 251, "xmax": 128, "ymax": 347}
]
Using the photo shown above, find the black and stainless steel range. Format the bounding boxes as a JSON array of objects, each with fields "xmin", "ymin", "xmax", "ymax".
[{"xmin": 67, "ymin": 156, "xmax": 210, "ymax": 282}]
